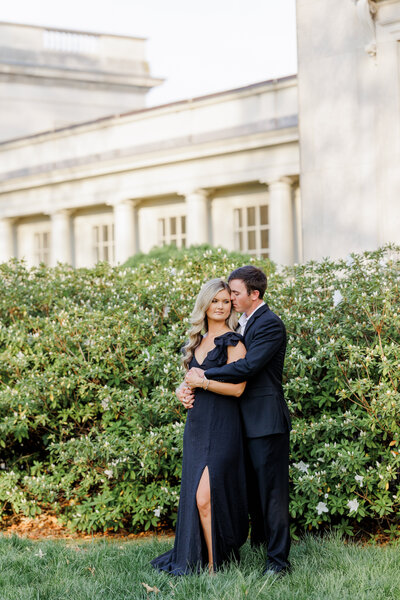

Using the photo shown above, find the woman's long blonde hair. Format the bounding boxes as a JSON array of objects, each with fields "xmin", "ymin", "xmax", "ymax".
[{"xmin": 182, "ymin": 278, "xmax": 238, "ymax": 370}]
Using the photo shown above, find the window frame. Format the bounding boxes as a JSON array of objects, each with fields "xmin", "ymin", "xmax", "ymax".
[
  {"xmin": 234, "ymin": 204, "xmax": 269, "ymax": 258},
  {"xmin": 92, "ymin": 223, "xmax": 115, "ymax": 264}
]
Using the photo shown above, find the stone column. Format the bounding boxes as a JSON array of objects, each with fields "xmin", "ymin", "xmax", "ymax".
[
  {"xmin": 50, "ymin": 210, "xmax": 72, "ymax": 266},
  {"xmin": 113, "ymin": 200, "xmax": 137, "ymax": 264},
  {"xmin": 0, "ymin": 218, "xmax": 16, "ymax": 263},
  {"xmin": 294, "ymin": 186, "xmax": 303, "ymax": 263},
  {"xmin": 268, "ymin": 178, "xmax": 294, "ymax": 265},
  {"xmin": 185, "ymin": 189, "xmax": 209, "ymax": 246}
]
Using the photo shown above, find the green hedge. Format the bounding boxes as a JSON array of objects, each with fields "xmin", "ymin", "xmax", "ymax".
[{"xmin": 0, "ymin": 245, "xmax": 399, "ymax": 538}]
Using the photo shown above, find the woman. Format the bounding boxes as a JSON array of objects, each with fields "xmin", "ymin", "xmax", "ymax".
[{"xmin": 151, "ymin": 278, "xmax": 248, "ymax": 575}]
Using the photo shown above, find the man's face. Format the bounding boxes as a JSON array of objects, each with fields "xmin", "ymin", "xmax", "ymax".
[{"xmin": 229, "ymin": 279, "xmax": 255, "ymax": 314}]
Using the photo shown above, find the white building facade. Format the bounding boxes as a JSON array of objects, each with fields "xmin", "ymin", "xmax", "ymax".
[
  {"xmin": 0, "ymin": 24, "xmax": 300, "ymax": 267},
  {"xmin": 0, "ymin": 30, "xmax": 301, "ymax": 267},
  {"xmin": 1, "ymin": 1, "xmax": 400, "ymax": 268},
  {"xmin": 0, "ymin": 22, "xmax": 162, "ymax": 142}
]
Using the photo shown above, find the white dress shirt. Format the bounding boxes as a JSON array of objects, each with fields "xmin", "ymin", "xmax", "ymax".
[{"xmin": 237, "ymin": 302, "xmax": 265, "ymax": 335}]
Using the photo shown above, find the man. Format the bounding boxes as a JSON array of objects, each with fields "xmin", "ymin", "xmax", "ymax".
[{"xmin": 183, "ymin": 265, "xmax": 291, "ymax": 575}]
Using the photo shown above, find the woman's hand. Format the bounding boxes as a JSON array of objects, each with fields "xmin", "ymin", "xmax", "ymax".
[
  {"xmin": 176, "ymin": 382, "xmax": 195, "ymax": 409},
  {"xmin": 185, "ymin": 367, "xmax": 206, "ymax": 389}
]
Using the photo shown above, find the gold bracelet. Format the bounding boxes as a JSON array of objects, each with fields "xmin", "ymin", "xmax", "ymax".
[{"xmin": 202, "ymin": 377, "xmax": 210, "ymax": 391}]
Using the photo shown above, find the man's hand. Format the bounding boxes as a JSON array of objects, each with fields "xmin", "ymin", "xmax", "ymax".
[
  {"xmin": 176, "ymin": 382, "xmax": 195, "ymax": 409},
  {"xmin": 185, "ymin": 367, "xmax": 205, "ymax": 389}
]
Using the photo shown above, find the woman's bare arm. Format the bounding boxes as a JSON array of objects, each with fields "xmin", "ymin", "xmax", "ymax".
[{"xmin": 185, "ymin": 341, "xmax": 247, "ymax": 397}]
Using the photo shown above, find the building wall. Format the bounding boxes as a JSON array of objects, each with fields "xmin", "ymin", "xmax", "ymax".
[
  {"xmin": 0, "ymin": 78, "xmax": 300, "ymax": 267},
  {"xmin": 296, "ymin": 0, "xmax": 400, "ymax": 261},
  {"xmin": 0, "ymin": 22, "xmax": 162, "ymax": 142}
]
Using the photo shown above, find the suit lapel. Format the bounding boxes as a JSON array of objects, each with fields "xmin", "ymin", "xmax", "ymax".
[{"xmin": 243, "ymin": 303, "xmax": 269, "ymax": 338}]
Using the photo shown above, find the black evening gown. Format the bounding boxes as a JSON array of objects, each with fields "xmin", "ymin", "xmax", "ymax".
[{"xmin": 151, "ymin": 332, "xmax": 248, "ymax": 575}]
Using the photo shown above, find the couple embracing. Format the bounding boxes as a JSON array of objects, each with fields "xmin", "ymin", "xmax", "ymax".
[{"xmin": 151, "ymin": 266, "xmax": 292, "ymax": 576}]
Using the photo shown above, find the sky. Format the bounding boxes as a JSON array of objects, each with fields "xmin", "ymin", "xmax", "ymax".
[{"xmin": 0, "ymin": 0, "xmax": 297, "ymax": 107}]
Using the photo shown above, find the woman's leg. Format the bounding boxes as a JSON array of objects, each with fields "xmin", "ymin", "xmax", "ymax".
[{"xmin": 196, "ymin": 466, "xmax": 214, "ymax": 573}]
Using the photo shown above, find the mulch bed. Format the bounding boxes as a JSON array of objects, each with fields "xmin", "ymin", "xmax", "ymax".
[
  {"xmin": 1, "ymin": 513, "xmax": 396, "ymax": 545},
  {"xmin": 0, "ymin": 513, "xmax": 174, "ymax": 541}
]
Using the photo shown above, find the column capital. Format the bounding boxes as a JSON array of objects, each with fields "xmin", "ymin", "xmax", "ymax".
[
  {"xmin": 46, "ymin": 208, "xmax": 73, "ymax": 218},
  {"xmin": 260, "ymin": 176, "xmax": 294, "ymax": 188},
  {"xmin": 0, "ymin": 216, "xmax": 18, "ymax": 225},
  {"xmin": 106, "ymin": 198, "xmax": 139, "ymax": 208},
  {"xmin": 179, "ymin": 187, "xmax": 211, "ymax": 200}
]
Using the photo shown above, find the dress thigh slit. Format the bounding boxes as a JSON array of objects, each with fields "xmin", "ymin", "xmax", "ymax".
[{"xmin": 195, "ymin": 465, "xmax": 215, "ymax": 570}]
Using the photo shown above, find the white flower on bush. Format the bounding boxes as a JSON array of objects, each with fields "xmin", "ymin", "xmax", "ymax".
[
  {"xmin": 316, "ymin": 502, "xmax": 329, "ymax": 515},
  {"xmin": 101, "ymin": 397, "xmax": 110, "ymax": 410},
  {"xmin": 333, "ymin": 290, "xmax": 343, "ymax": 307},
  {"xmin": 347, "ymin": 498, "xmax": 359, "ymax": 513},
  {"xmin": 104, "ymin": 469, "xmax": 113, "ymax": 479},
  {"xmin": 355, "ymin": 475, "xmax": 364, "ymax": 487},
  {"xmin": 153, "ymin": 507, "xmax": 161, "ymax": 517},
  {"xmin": 294, "ymin": 461, "xmax": 309, "ymax": 473},
  {"xmin": 35, "ymin": 549, "xmax": 45, "ymax": 558}
]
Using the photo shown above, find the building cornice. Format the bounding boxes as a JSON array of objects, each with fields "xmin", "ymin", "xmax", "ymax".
[
  {"xmin": 0, "ymin": 62, "xmax": 163, "ymax": 90},
  {"xmin": 0, "ymin": 122, "xmax": 298, "ymax": 196},
  {"xmin": 0, "ymin": 20, "xmax": 147, "ymax": 41},
  {"xmin": 0, "ymin": 75, "xmax": 298, "ymax": 150},
  {"xmin": 375, "ymin": 0, "xmax": 400, "ymax": 35}
]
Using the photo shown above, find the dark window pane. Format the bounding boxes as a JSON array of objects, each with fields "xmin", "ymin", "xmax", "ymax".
[
  {"xmin": 181, "ymin": 216, "xmax": 186, "ymax": 234},
  {"xmin": 104, "ymin": 246, "xmax": 109, "ymax": 262},
  {"xmin": 111, "ymin": 224, "xmax": 115, "ymax": 241},
  {"xmin": 261, "ymin": 252, "xmax": 269, "ymax": 259},
  {"xmin": 261, "ymin": 229, "xmax": 269, "ymax": 249},
  {"xmin": 171, "ymin": 239, "xmax": 177, "ymax": 247},
  {"xmin": 260, "ymin": 205, "xmax": 268, "ymax": 225},
  {"xmin": 170, "ymin": 217, "xmax": 176, "ymax": 236},
  {"xmin": 247, "ymin": 206, "xmax": 255, "ymax": 227},
  {"xmin": 103, "ymin": 225, "xmax": 109, "ymax": 242},
  {"xmin": 182, "ymin": 237, "xmax": 186, "ymax": 248},
  {"xmin": 248, "ymin": 230, "xmax": 256, "ymax": 250}
]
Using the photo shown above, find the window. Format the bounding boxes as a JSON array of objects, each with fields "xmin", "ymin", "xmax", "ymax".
[
  {"xmin": 93, "ymin": 224, "xmax": 115, "ymax": 264},
  {"xmin": 158, "ymin": 216, "xmax": 186, "ymax": 248},
  {"xmin": 234, "ymin": 205, "xmax": 269, "ymax": 258},
  {"xmin": 33, "ymin": 232, "xmax": 50, "ymax": 266}
]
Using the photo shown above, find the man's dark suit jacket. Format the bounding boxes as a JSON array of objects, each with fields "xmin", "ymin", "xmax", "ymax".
[{"xmin": 205, "ymin": 303, "xmax": 292, "ymax": 438}]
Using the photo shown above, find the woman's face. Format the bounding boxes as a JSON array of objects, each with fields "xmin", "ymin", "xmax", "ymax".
[{"xmin": 206, "ymin": 289, "xmax": 232, "ymax": 324}]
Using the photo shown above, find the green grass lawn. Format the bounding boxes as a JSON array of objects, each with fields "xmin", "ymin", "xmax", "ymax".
[{"xmin": 0, "ymin": 533, "xmax": 399, "ymax": 600}]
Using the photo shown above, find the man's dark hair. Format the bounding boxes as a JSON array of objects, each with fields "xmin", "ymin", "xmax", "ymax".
[{"xmin": 228, "ymin": 265, "xmax": 267, "ymax": 299}]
